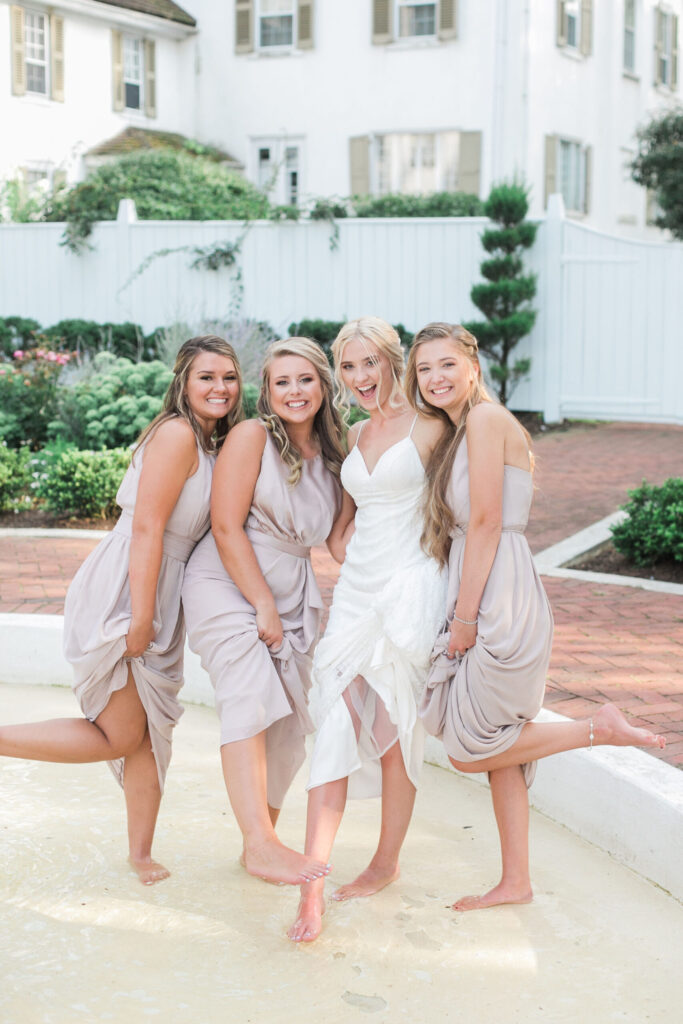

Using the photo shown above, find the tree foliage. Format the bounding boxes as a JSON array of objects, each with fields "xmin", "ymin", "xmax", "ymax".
[
  {"xmin": 463, "ymin": 183, "xmax": 537, "ymax": 406},
  {"xmin": 630, "ymin": 108, "xmax": 683, "ymax": 239}
]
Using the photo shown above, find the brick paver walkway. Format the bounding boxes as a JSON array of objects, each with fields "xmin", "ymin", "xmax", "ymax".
[{"xmin": 1, "ymin": 422, "xmax": 682, "ymax": 767}]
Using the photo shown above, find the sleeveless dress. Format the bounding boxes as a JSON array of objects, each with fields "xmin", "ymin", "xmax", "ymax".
[
  {"xmin": 419, "ymin": 439, "xmax": 554, "ymax": 787},
  {"xmin": 63, "ymin": 434, "xmax": 215, "ymax": 791},
  {"xmin": 308, "ymin": 417, "xmax": 447, "ymax": 798},
  {"xmin": 181, "ymin": 428, "xmax": 341, "ymax": 810}
]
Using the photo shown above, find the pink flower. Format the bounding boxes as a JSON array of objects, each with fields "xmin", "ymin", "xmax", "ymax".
[
  {"xmin": 36, "ymin": 349, "xmax": 46, "ymax": 358},
  {"xmin": 13, "ymin": 350, "xmax": 24, "ymax": 360},
  {"xmin": 0, "ymin": 368, "xmax": 6, "ymax": 375},
  {"xmin": 24, "ymin": 379, "xmax": 31, "ymax": 386},
  {"xmin": 46, "ymin": 351, "xmax": 58, "ymax": 362},
  {"xmin": 56, "ymin": 354, "xmax": 69, "ymax": 365}
]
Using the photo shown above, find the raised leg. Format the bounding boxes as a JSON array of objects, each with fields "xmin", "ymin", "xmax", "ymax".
[
  {"xmin": 449, "ymin": 703, "xmax": 666, "ymax": 776},
  {"xmin": 452, "ymin": 765, "xmax": 533, "ymax": 912},
  {"xmin": 288, "ymin": 776, "xmax": 348, "ymax": 943},
  {"xmin": 332, "ymin": 738, "xmax": 415, "ymax": 902},
  {"xmin": 220, "ymin": 733, "xmax": 330, "ymax": 885},
  {"xmin": 123, "ymin": 729, "xmax": 170, "ymax": 886}
]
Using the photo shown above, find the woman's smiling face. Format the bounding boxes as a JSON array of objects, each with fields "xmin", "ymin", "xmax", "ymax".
[
  {"xmin": 414, "ymin": 338, "xmax": 478, "ymax": 419},
  {"xmin": 268, "ymin": 354, "xmax": 323, "ymax": 425},
  {"xmin": 338, "ymin": 337, "xmax": 394, "ymax": 410}
]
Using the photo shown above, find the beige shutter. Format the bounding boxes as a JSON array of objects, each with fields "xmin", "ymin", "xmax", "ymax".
[
  {"xmin": 457, "ymin": 131, "xmax": 481, "ymax": 196},
  {"xmin": 438, "ymin": 0, "xmax": 457, "ymax": 41},
  {"xmin": 544, "ymin": 134, "xmax": 557, "ymax": 208},
  {"xmin": 556, "ymin": 0, "xmax": 567, "ymax": 46},
  {"xmin": 583, "ymin": 145, "xmax": 592, "ymax": 214},
  {"xmin": 50, "ymin": 15, "xmax": 65, "ymax": 102},
  {"xmin": 11, "ymin": 5, "xmax": 26, "ymax": 96},
  {"xmin": 654, "ymin": 8, "xmax": 663, "ymax": 85},
  {"xmin": 372, "ymin": 0, "xmax": 393, "ymax": 45},
  {"xmin": 298, "ymin": 0, "xmax": 314, "ymax": 48},
  {"xmin": 349, "ymin": 136, "xmax": 370, "ymax": 195},
  {"xmin": 580, "ymin": 0, "xmax": 592, "ymax": 55},
  {"xmin": 672, "ymin": 15, "xmax": 679, "ymax": 88},
  {"xmin": 112, "ymin": 30, "xmax": 124, "ymax": 110},
  {"xmin": 235, "ymin": 0, "xmax": 254, "ymax": 53},
  {"xmin": 144, "ymin": 40, "xmax": 156, "ymax": 117},
  {"xmin": 52, "ymin": 169, "xmax": 67, "ymax": 191}
]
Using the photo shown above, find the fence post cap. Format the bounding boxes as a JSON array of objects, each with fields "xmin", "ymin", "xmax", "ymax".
[{"xmin": 116, "ymin": 198, "xmax": 138, "ymax": 224}]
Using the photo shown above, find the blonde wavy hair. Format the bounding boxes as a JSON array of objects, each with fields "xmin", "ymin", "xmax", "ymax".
[
  {"xmin": 331, "ymin": 316, "xmax": 406, "ymax": 419},
  {"xmin": 257, "ymin": 337, "xmax": 345, "ymax": 485},
  {"xmin": 134, "ymin": 335, "xmax": 243, "ymax": 458},
  {"xmin": 405, "ymin": 323, "xmax": 494, "ymax": 568}
]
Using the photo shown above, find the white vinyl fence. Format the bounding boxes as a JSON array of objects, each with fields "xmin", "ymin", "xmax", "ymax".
[{"xmin": 1, "ymin": 196, "xmax": 682, "ymax": 423}]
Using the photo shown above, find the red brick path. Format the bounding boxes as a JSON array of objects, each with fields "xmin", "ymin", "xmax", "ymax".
[{"xmin": 1, "ymin": 422, "xmax": 682, "ymax": 768}]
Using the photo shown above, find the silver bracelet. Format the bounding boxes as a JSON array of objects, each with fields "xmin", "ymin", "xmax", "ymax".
[{"xmin": 453, "ymin": 613, "xmax": 478, "ymax": 626}]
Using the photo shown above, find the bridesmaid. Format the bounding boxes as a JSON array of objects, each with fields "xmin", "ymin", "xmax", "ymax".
[
  {"xmin": 406, "ymin": 322, "xmax": 666, "ymax": 911},
  {"xmin": 182, "ymin": 337, "xmax": 345, "ymax": 886},
  {"xmin": 288, "ymin": 317, "xmax": 446, "ymax": 944},
  {"xmin": 0, "ymin": 335, "xmax": 242, "ymax": 884}
]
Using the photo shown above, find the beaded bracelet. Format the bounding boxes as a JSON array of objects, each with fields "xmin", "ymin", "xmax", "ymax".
[{"xmin": 453, "ymin": 613, "xmax": 478, "ymax": 626}]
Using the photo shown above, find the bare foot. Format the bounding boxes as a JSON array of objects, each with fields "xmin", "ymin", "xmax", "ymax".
[
  {"xmin": 129, "ymin": 856, "xmax": 171, "ymax": 886},
  {"xmin": 244, "ymin": 837, "xmax": 330, "ymax": 886},
  {"xmin": 288, "ymin": 884, "xmax": 326, "ymax": 943},
  {"xmin": 594, "ymin": 704, "xmax": 666, "ymax": 749},
  {"xmin": 451, "ymin": 881, "xmax": 533, "ymax": 912},
  {"xmin": 331, "ymin": 863, "xmax": 400, "ymax": 901}
]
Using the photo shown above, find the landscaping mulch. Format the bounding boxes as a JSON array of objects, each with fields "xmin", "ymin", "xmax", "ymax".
[
  {"xmin": 0, "ymin": 509, "xmax": 119, "ymax": 531},
  {"xmin": 573, "ymin": 541, "xmax": 683, "ymax": 585}
]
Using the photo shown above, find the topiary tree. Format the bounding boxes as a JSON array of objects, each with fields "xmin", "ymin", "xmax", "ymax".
[
  {"xmin": 43, "ymin": 150, "xmax": 270, "ymax": 253},
  {"xmin": 463, "ymin": 183, "xmax": 537, "ymax": 406},
  {"xmin": 630, "ymin": 108, "xmax": 683, "ymax": 239}
]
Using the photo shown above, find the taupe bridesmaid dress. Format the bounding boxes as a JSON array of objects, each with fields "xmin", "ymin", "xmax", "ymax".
[
  {"xmin": 419, "ymin": 438, "xmax": 553, "ymax": 787},
  {"xmin": 182, "ymin": 426, "xmax": 341, "ymax": 809},
  {"xmin": 63, "ymin": 433, "xmax": 215, "ymax": 790}
]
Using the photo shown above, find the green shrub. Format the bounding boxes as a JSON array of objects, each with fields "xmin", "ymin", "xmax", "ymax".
[
  {"xmin": 37, "ymin": 447, "xmax": 130, "ymax": 518},
  {"xmin": 0, "ymin": 349, "xmax": 72, "ymax": 449},
  {"xmin": 42, "ymin": 319, "xmax": 159, "ymax": 361},
  {"xmin": 49, "ymin": 353, "xmax": 172, "ymax": 449},
  {"xmin": 0, "ymin": 442, "xmax": 32, "ymax": 512},
  {"xmin": 243, "ymin": 382, "xmax": 259, "ymax": 418},
  {"xmin": 611, "ymin": 478, "xmax": 683, "ymax": 566},
  {"xmin": 43, "ymin": 150, "xmax": 270, "ymax": 252},
  {"xmin": 352, "ymin": 191, "xmax": 484, "ymax": 218},
  {"xmin": 0, "ymin": 316, "xmax": 42, "ymax": 357},
  {"xmin": 288, "ymin": 320, "xmax": 414, "ymax": 365}
]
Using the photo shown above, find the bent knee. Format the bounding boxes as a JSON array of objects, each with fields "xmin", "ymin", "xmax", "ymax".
[
  {"xmin": 106, "ymin": 724, "xmax": 149, "ymax": 759},
  {"xmin": 448, "ymin": 756, "xmax": 479, "ymax": 774}
]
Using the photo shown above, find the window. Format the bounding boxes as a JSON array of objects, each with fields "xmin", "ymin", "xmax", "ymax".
[
  {"xmin": 253, "ymin": 138, "xmax": 303, "ymax": 204},
  {"xmin": 565, "ymin": 0, "xmax": 579, "ymax": 48},
  {"xmin": 655, "ymin": 8, "xmax": 678, "ymax": 89},
  {"xmin": 25, "ymin": 10, "xmax": 48, "ymax": 95},
  {"xmin": 624, "ymin": 0, "xmax": 636, "ymax": 72},
  {"xmin": 123, "ymin": 37, "xmax": 143, "ymax": 110},
  {"xmin": 397, "ymin": 1, "xmax": 436, "ymax": 39},
  {"xmin": 558, "ymin": 139, "xmax": 587, "ymax": 213},
  {"xmin": 556, "ymin": 0, "xmax": 592, "ymax": 56},
  {"xmin": 375, "ymin": 131, "xmax": 462, "ymax": 194},
  {"xmin": 258, "ymin": 0, "xmax": 294, "ymax": 48}
]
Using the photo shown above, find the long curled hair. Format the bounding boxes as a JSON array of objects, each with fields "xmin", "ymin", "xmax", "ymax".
[
  {"xmin": 331, "ymin": 316, "xmax": 406, "ymax": 419},
  {"xmin": 134, "ymin": 335, "xmax": 244, "ymax": 458},
  {"xmin": 405, "ymin": 323, "xmax": 494, "ymax": 568},
  {"xmin": 257, "ymin": 337, "xmax": 345, "ymax": 485}
]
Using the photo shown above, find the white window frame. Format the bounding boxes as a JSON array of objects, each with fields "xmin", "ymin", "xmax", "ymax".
[
  {"xmin": 624, "ymin": 0, "xmax": 636, "ymax": 73},
  {"xmin": 557, "ymin": 137, "xmax": 587, "ymax": 214},
  {"xmin": 252, "ymin": 137, "xmax": 304, "ymax": 205},
  {"xmin": 24, "ymin": 8, "xmax": 49, "ymax": 96},
  {"xmin": 256, "ymin": 0, "xmax": 296, "ymax": 51},
  {"xmin": 395, "ymin": 0, "xmax": 437, "ymax": 41},
  {"xmin": 657, "ymin": 8, "xmax": 676, "ymax": 88},
  {"xmin": 373, "ymin": 130, "xmax": 460, "ymax": 195},
  {"xmin": 123, "ymin": 35, "xmax": 144, "ymax": 111}
]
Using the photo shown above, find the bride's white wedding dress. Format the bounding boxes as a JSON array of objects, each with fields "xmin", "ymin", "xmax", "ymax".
[{"xmin": 308, "ymin": 417, "xmax": 447, "ymax": 798}]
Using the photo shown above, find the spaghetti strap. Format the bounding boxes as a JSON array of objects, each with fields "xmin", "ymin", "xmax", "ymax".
[
  {"xmin": 356, "ymin": 418, "xmax": 367, "ymax": 438},
  {"xmin": 408, "ymin": 414, "xmax": 419, "ymax": 439}
]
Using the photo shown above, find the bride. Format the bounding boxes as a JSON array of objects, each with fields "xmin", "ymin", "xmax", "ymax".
[{"xmin": 288, "ymin": 316, "xmax": 446, "ymax": 943}]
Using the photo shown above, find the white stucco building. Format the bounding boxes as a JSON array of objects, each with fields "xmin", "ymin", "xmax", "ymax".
[{"xmin": 2, "ymin": 0, "xmax": 681, "ymax": 236}]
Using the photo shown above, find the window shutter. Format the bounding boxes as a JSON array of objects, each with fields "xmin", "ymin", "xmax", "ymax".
[
  {"xmin": 583, "ymin": 145, "xmax": 592, "ymax": 214},
  {"xmin": 556, "ymin": 0, "xmax": 567, "ymax": 46},
  {"xmin": 112, "ymin": 30, "xmax": 124, "ymax": 110},
  {"xmin": 580, "ymin": 0, "xmax": 592, "ymax": 55},
  {"xmin": 457, "ymin": 131, "xmax": 481, "ymax": 196},
  {"xmin": 544, "ymin": 134, "xmax": 557, "ymax": 208},
  {"xmin": 10, "ymin": 5, "xmax": 26, "ymax": 96},
  {"xmin": 438, "ymin": 0, "xmax": 457, "ymax": 41},
  {"xmin": 50, "ymin": 15, "xmax": 65, "ymax": 102},
  {"xmin": 235, "ymin": 0, "xmax": 254, "ymax": 54},
  {"xmin": 672, "ymin": 15, "xmax": 679, "ymax": 88},
  {"xmin": 144, "ymin": 40, "xmax": 156, "ymax": 117},
  {"xmin": 349, "ymin": 136, "xmax": 370, "ymax": 195},
  {"xmin": 53, "ymin": 169, "xmax": 67, "ymax": 191},
  {"xmin": 298, "ymin": 0, "xmax": 314, "ymax": 48},
  {"xmin": 654, "ymin": 8, "xmax": 663, "ymax": 85},
  {"xmin": 372, "ymin": 0, "xmax": 393, "ymax": 45}
]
